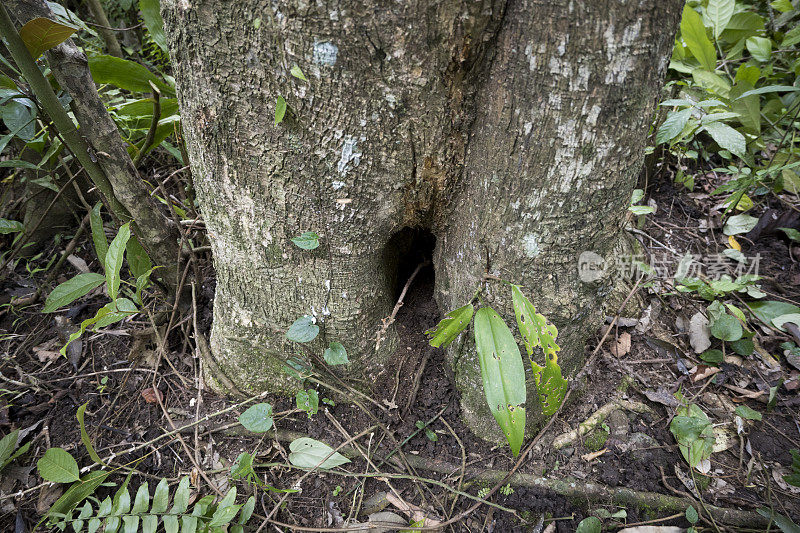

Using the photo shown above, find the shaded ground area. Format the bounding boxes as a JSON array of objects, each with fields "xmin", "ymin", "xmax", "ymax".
[{"xmin": 1, "ymin": 170, "xmax": 800, "ymax": 532}]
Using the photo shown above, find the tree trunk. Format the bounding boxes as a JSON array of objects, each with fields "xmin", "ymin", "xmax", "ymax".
[{"xmin": 162, "ymin": 0, "xmax": 682, "ymax": 441}]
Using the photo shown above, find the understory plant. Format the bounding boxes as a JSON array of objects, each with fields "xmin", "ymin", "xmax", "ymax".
[{"xmin": 425, "ymin": 282, "xmax": 568, "ymax": 456}]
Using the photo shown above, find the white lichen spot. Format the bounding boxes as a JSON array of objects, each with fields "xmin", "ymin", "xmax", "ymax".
[
  {"xmin": 524, "ymin": 43, "xmax": 537, "ymax": 71},
  {"xmin": 329, "ymin": 9, "xmax": 338, "ymax": 20},
  {"xmin": 603, "ymin": 20, "xmax": 641, "ymax": 84},
  {"xmin": 522, "ymin": 233, "xmax": 540, "ymax": 258},
  {"xmin": 324, "ymin": 279, "xmax": 331, "ymax": 291},
  {"xmin": 337, "ymin": 136, "xmax": 362, "ymax": 175},
  {"xmin": 523, "ymin": 122, "xmax": 533, "ymax": 136},
  {"xmin": 313, "ymin": 41, "xmax": 338, "ymax": 66},
  {"xmin": 341, "ymin": 291, "xmax": 348, "ymax": 299},
  {"xmin": 510, "ymin": 199, "xmax": 521, "ymax": 210},
  {"xmin": 332, "ymin": 180, "xmax": 346, "ymax": 190}
]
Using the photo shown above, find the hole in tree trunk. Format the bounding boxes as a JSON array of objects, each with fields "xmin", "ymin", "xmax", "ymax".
[{"xmin": 383, "ymin": 227, "xmax": 436, "ymax": 300}]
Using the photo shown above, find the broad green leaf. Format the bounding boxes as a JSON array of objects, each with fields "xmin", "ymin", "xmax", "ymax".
[
  {"xmin": 707, "ymin": 0, "xmax": 734, "ymax": 39},
  {"xmin": 37, "ymin": 447, "xmax": 79, "ymax": 483},
  {"xmin": 681, "ymin": 6, "xmax": 716, "ymax": 71},
  {"xmin": 275, "ymin": 96, "xmax": 287, "ymax": 124},
  {"xmin": 736, "ymin": 85, "xmax": 800, "ymax": 99},
  {"xmin": 692, "ymin": 70, "xmax": 730, "ymax": 98},
  {"xmin": 699, "ymin": 349, "xmax": 724, "ymax": 364},
  {"xmin": 780, "ymin": 228, "xmax": 800, "ymax": 242},
  {"xmin": 323, "ymin": 342, "xmax": 349, "ymax": 365},
  {"xmin": 286, "ymin": 315, "xmax": 319, "ymax": 342},
  {"xmin": 125, "ymin": 236, "xmax": 152, "ymax": 279},
  {"xmin": 735, "ymin": 405, "xmax": 762, "ymax": 421},
  {"xmin": 105, "ymin": 223, "xmax": 131, "ymax": 300},
  {"xmin": 43, "ymin": 273, "xmax": 105, "ymax": 313},
  {"xmin": 209, "ymin": 487, "xmax": 238, "ymax": 526},
  {"xmin": 46, "ymin": 470, "xmax": 109, "ymax": 522},
  {"xmin": 723, "ymin": 214, "xmax": 758, "ymax": 235},
  {"xmin": 290, "ymin": 65, "xmax": 308, "ymax": 82},
  {"xmin": 686, "ymin": 505, "xmax": 699, "ymax": 524},
  {"xmin": 238, "ymin": 496, "xmax": 256, "ymax": 524},
  {"xmin": 576, "ymin": 517, "xmax": 602, "ymax": 533},
  {"xmin": 151, "ymin": 478, "xmax": 169, "ymax": 513},
  {"xmin": 0, "ymin": 218, "xmax": 24, "ymax": 234},
  {"xmin": 710, "ymin": 313, "xmax": 743, "ymax": 341},
  {"xmin": 511, "ymin": 286, "xmax": 567, "ymax": 417},
  {"xmin": 783, "ymin": 25, "xmax": 800, "ymax": 47},
  {"xmin": 773, "ymin": 314, "xmax": 800, "ymax": 332},
  {"xmin": 94, "ymin": 297, "xmax": 137, "ymax": 328},
  {"xmin": 747, "ymin": 301, "xmax": 800, "ymax": 326},
  {"xmin": 296, "ymin": 389, "xmax": 319, "ymax": 417},
  {"xmin": 0, "ymin": 160, "xmax": 38, "ymax": 169},
  {"xmin": 18, "ymin": 17, "xmax": 77, "ymax": 58},
  {"xmin": 0, "ymin": 430, "xmax": 20, "ymax": 471},
  {"xmin": 474, "ymin": 306, "xmax": 526, "ymax": 456},
  {"xmin": 77, "ymin": 402, "xmax": 105, "ymax": 465},
  {"xmin": 657, "ymin": 108, "xmax": 693, "ymax": 145},
  {"xmin": 730, "ymin": 338, "xmax": 754, "ymax": 356},
  {"xmin": 720, "ymin": 12, "xmax": 765, "ymax": 43},
  {"xmin": 771, "ymin": 0, "xmax": 793, "ymax": 12},
  {"xmin": 139, "ymin": 0, "xmax": 168, "ymax": 53},
  {"xmin": 291, "ymin": 231, "xmax": 319, "ymax": 250},
  {"xmin": 231, "ymin": 452, "xmax": 255, "ymax": 480},
  {"xmin": 90, "ymin": 203, "xmax": 108, "ymax": 269},
  {"xmin": 132, "ymin": 482, "xmax": 150, "ymax": 513},
  {"xmin": 629, "ymin": 205, "xmax": 655, "ymax": 215},
  {"xmin": 239, "ymin": 403, "xmax": 274, "ymax": 432},
  {"xmin": 288, "ymin": 437, "xmax": 351, "ymax": 469},
  {"xmin": 170, "ymin": 477, "xmax": 190, "ymax": 514},
  {"xmin": 756, "ymin": 509, "xmax": 800, "ymax": 533},
  {"xmin": 425, "ymin": 303, "xmax": 474, "ymax": 348},
  {"xmin": 730, "ymin": 82, "xmax": 760, "ymax": 133},
  {"xmin": 670, "ymin": 403, "xmax": 715, "ymax": 470},
  {"xmin": 3, "ymin": 99, "xmax": 36, "ymax": 141},
  {"xmin": 88, "ymin": 55, "xmax": 173, "ymax": 95},
  {"xmin": 734, "ymin": 64, "xmax": 760, "ymax": 86},
  {"xmin": 745, "ymin": 36, "xmax": 771, "ymax": 62}
]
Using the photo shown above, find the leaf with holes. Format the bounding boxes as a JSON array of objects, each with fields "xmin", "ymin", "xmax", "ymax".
[
  {"xmin": 474, "ymin": 307, "xmax": 526, "ymax": 456},
  {"xmin": 18, "ymin": 17, "xmax": 77, "ymax": 58},
  {"xmin": 425, "ymin": 303, "xmax": 474, "ymax": 348},
  {"xmin": 511, "ymin": 285, "xmax": 567, "ymax": 416}
]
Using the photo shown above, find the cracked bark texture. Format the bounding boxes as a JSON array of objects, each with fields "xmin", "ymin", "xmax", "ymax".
[{"xmin": 162, "ymin": 0, "xmax": 682, "ymax": 441}]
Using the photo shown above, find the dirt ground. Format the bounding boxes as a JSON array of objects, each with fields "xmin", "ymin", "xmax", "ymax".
[{"xmin": 1, "ymin": 167, "xmax": 800, "ymax": 532}]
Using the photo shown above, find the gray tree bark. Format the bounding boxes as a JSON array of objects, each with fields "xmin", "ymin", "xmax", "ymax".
[{"xmin": 162, "ymin": 0, "xmax": 682, "ymax": 441}]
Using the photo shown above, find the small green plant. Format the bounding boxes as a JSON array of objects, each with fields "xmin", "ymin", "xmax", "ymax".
[
  {"xmin": 415, "ymin": 421, "xmax": 437, "ymax": 442},
  {"xmin": 296, "ymin": 389, "xmax": 319, "ymax": 418},
  {"xmin": 426, "ymin": 281, "xmax": 567, "ymax": 456},
  {"xmin": 670, "ymin": 395, "xmax": 715, "ymax": 473},
  {"xmin": 500, "ymin": 484, "xmax": 514, "ymax": 496},
  {"xmin": 332, "ymin": 485, "xmax": 343, "ymax": 497}
]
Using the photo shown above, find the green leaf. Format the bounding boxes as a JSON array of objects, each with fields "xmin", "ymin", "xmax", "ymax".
[
  {"xmin": 170, "ymin": 477, "xmax": 190, "ymax": 515},
  {"xmin": 43, "ymin": 273, "xmax": 106, "ymax": 313},
  {"xmin": 707, "ymin": 0, "xmax": 734, "ymax": 39},
  {"xmin": 730, "ymin": 338, "xmax": 754, "ymax": 356},
  {"xmin": 699, "ymin": 349, "xmax": 724, "ymax": 364},
  {"xmin": 125, "ymin": 236, "xmax": 152, "ymax": 279},
  {"xmin": 670, "ymin": 403, "xmax": 715, "ymax": 470},
  {"xmin": 692, "ymin": 70, "xmax": 731, "ymax": 98},
  {"xmin": 681, "ymin": 6, "xmax": 716, "ymax": 71},
  {"xmin": 576, "ymin": 516, "xmax": 602, "ymax": 533},
  {"xmin": 90, "ymin": 203, "xmax": 108, "ymax": 269},
  {"xmin": 151, "ymin": 478, "xmax": 169, "ymax": 513},
  {"xmin": 720, "ymin": 12, "xmax": 765, "ymax": 43},
  {"xmin": 323, "ymin": 342, "xmax": 349, "ymax": 365},
  {"xmin": 77, "ymin": 402, "xmax": 105, "ymax": 465},
  {"xmin": 88, "ymin": 55, "xmax": 173, "ymax": 95},
  {"xmin": 773, "ymin": 314, "xmax": 800, "ymax": 332},
  {"xmin": 723, "ymin": 214, "xmax": 758, "ymax": 235},
  {"xmin": 46, "ymin": 470, "xmax": 109, "ymax": 523},
  {"xmin": 18, "ymin": 17, "xmax": 77, "ymax": 58},
  {"xmin": 745, "ymin": 36, "xmax": 771, "ymax": 62},
  {"xmin": 139, "ymin": 0, "xmax": 168, "ymax": 53},
  {"xmin": 2, "ymin": 99, "xmax": 36, "ymax": 141},
  {"xmin": 0, "ymin": 430, "xmax": 20, "ymax": 471},
  {"xmin": 0, "ymin": 218, "xmax": 24, "ymax": 234},
  {"xmin": 747, "ymin": 301, "xmax": 800, "ymax": 326},
  {"xmin": 238, "ymin": 496, "xmax": 256, "ymax": 524},
  {"xmin": 288, "ymin": 437, "xmax": 351, "ymax": 469},
  {"xmin": 629, "ymin": 205, "xmax": 655, "ymax": 215},
  {"xmin": 779, "ymin": 228, "xmax": 800, "ymax": 242},
  {"xmin": 290, "ymin": 65, "xmax": 308, "ymax": 82},
  {"xmin": 474, "ymin": 306, "xmax": 526, "ymax": 456},
  {"xmin": 132, "ymin": 481, "xmax": 150, "ymax": 513},
  {"xmin": 686, "ymin": 505, "xmax": 699, "ymax": 524},
  {"xmin": 735, "ymin": 405, "xmax": 762, "ymax": 421},
  {"xmin": 0, "ymin": 160, "xmax": 38, "ymax": 169},
  {"xmin": 275, "ymin": 95, "xmax": 287, "ymax": 124},
  {"xmin": 657, "ymin": 108, "xmax": 693, "ymax": 144},
  {"xmin": 239, "ymin": 403, "xmax": 274, "ymax": 432},
  {"xmin": 710, "ymin": 313, "xmax": 743, "ymax": 341},
  {"xmin": 230, "ymin": 452, "xmax": 255, "ymax": 480},
  {"xmin": 291, "ymin": 231, "xmax": 319, "ymax": 250},
  {"xmin": 757, "ymin": 508, "xmax": 800, "ymax": 533},
  {"xmin": 37, "ymin": 447, "xmax": 79, "ymax": 483},
  {"xmin": 511, "ymin": 286, "xmax": 567, "ymax": 417},
  {"xmin": 105, "ymin": 223, "xmax": 131, "ymax": 301},
  {"xmin": 286, "ymin": 315, "xmax": 319, "ymax": 342},
  {"xmin": 296, "ymin": 389, "xmax": 319, "ymax": 417},
  {"xmin": 783, "ymin": 25, "xmax": 800, "ymax": 47},
  {"xmin": 425, "ymin": 303, "xmax": 474, "ymax": 348},
  {"xmin": 703, "ymin": 121, "xmax": 745, "ymax": 157},
  {"xmin": 736, "ymin": 85, "xmax": 800, "ymax": 99}
]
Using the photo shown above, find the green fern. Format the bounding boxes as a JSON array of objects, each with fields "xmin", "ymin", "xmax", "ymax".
[{"xmin": 48, "ymin": 476, "xmax": 254, "ymax": 533}]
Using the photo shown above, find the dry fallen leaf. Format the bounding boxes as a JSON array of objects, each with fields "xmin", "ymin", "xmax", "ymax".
[
  {"xmin": 581, "ymin": 448, "xmax": 608, "ymax": 462},
  {"xmin": 688, "ymin": 312, "xmax": 711, "ymax": 353},
  {"xmin": 610, "ymin": 332, "xmax": 632, "ymax": 357},
  {"xmin": 142, "ymin": 387, "xmax": 164, "ymax": 404},
  {"xmin": 691, "ymin": 364, "xmax": 721, "ymax": 382}
]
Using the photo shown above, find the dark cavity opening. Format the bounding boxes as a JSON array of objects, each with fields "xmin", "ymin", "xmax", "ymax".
[{"xmin": 383, "ymin": 227, "xmax": 436, "ymax": 300}]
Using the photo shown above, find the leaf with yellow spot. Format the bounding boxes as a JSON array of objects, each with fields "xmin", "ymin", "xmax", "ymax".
[
  {"xmin": 511, "ymin": 285, "xmax": 568, "ymax": 416},
  {"xmin": 728, "ymin": 235, "xmax": 741, "ymax": 251}
]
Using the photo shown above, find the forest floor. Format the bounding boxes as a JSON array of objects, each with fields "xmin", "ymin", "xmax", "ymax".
[{"xmin": 1, "ymin": 168, "xmax": 800, "ymax": 532}]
